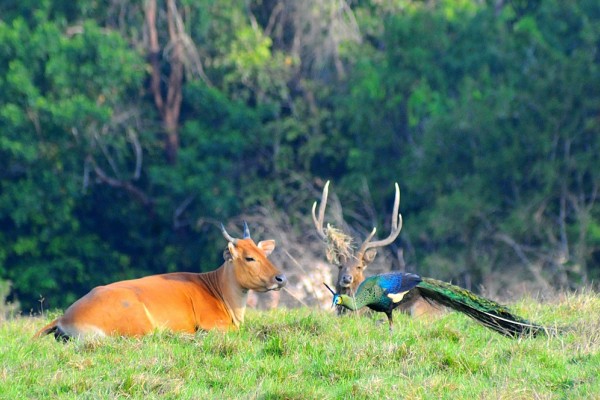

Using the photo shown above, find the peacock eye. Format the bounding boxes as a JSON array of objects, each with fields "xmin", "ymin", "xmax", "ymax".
[{"xmin": 245, "ymin": 257, "xmax": 256, "ymax": 262}]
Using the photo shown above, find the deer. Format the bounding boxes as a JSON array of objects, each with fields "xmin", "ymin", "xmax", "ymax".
[
  {"xmin": 312, "ymin": 181, "xmax": 440, "ymax": 317},
  {"xmin": 34, "ymin": 223, "xmax": 287, "ymax": 340}
]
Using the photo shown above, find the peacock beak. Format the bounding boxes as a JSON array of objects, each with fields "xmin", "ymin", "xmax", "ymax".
[{"xmin": 323, "ymin": 282, "xmax": 338, "ymax": 308}]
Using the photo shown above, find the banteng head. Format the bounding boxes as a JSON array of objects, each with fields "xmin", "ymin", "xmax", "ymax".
[
  {"xmin": 221, "ymin": 222, "xmax": 287, "ymax": 292},
  {"xmin": 312, "ymin": 181, "xmax": 403, "ymax": 304}
]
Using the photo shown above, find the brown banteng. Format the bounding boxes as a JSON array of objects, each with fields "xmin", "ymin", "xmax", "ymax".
[
  {"xmin": 35, "ymin": 223, "xmax": 287, "ymax": 340},
  {"xmin": 312, "ymin": 181, "xmax": 440, "ymax": 316}
]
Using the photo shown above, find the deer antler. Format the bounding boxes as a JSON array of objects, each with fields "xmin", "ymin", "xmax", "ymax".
[
  {"xmin": 312, "ymin": 180, "xmax": 330, "ymax": 240},
  {"xmin": 312, "ymin": 181, "xmax": 353, "ymax": 264},
  {"xmin": 357, "ymin": 182, "xmax": 403, "ymax": 255}
]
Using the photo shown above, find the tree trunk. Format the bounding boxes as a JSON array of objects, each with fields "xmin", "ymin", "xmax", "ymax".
[{"xmin": 145, "ymin": 0, "xmax": 183, "ymax": 164}]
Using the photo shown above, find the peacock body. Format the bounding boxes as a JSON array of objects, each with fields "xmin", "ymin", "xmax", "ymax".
[{"xmin": 325, "ymin": 271, "xmax": 550, "ymax": 338}]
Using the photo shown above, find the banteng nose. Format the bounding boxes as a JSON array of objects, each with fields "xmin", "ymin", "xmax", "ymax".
[{"xmin": 274, "ymin": 274, "xmax": 287, "ymax": 288}]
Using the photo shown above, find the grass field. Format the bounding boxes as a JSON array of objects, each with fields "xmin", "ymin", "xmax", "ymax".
[{"xmin": 1, "ymin": 291, "xmax": 599, "ymax": 399}]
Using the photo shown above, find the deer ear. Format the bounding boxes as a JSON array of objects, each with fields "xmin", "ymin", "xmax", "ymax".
[
  {"xmin": 363, "ymin": 249, "xmax": 377, "ymax": 264},
  {"xmin": 257, "ymin": 240, "xmax": 276, "ymax": 256},
  {"xmin": 227, "ymin": 242, "xmax": 239, "ymax": 259}
]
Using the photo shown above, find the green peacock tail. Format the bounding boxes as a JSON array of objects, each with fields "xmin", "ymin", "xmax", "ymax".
[{"xmin": 416, "ymin": 278, "xmax": 552, "ymax": 338}]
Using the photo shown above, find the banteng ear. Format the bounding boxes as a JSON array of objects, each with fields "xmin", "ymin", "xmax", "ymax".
[
  {"xmin": 223, "ymin": 248, "xmax": 233, "ymax": 262},
  {"xmin": 257, "ymin": 240, "xmax": 276, "ymax": 256},
  {"xmin": 363, "ymin": 249, "xmax": 377, "ymax": 264},
  {"xmin": 227, "ymin": 242, "xmax": 239, "ymax": 259}
]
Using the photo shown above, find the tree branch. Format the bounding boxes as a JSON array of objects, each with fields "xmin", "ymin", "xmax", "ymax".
[{"xmin": 86, "ymin": 155, "xmax": 154, "ymax": 211}]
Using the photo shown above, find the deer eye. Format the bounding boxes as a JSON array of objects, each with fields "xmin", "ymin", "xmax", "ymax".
[{"xmin": 245, "ymin": 257, "xmax": 256, "ymax": 262}]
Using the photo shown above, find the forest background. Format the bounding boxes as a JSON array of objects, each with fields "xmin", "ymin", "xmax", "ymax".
[{"xmin": 1, "ymin": 0, "xmax": 599, "ymax": 314}]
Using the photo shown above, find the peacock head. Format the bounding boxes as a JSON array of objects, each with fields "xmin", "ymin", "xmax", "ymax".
[{"xmin": 323, "ymin": 282, "xmax": 343, "ymax": 307}]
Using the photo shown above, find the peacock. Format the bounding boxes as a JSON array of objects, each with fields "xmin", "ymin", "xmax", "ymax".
[{"xmin": 324, "ymin": 271, "xmax": 553, "ymax": 338}]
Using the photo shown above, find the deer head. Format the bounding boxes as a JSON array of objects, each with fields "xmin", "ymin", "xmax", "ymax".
[{"xmin": 313, "ymin": 181, "xmax": 403, "ymax": 302}]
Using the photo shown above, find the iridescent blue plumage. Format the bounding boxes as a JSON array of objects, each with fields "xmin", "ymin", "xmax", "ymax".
[{"xmin": 375, "ymin": 272, "xmax": 421, "ymax": 293}]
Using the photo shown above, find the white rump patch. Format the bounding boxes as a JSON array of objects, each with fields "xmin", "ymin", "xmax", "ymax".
[
  {"xmin": 387, "ymin": 291, "xmax": 408, "ymax": 303},
  {"xmin": 58, "ymin": 322, "xmax": 106, "ymax": 340}
]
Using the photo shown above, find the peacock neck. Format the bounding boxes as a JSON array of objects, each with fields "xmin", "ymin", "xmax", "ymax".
[{"xmin": 340, "ymin": 294, "xmax": 360, "ymax": 311}]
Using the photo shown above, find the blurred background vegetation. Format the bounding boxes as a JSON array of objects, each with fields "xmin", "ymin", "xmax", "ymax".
[{"xmin": 1, "ymin": 0, "xmax": 599, "ymax": 313}]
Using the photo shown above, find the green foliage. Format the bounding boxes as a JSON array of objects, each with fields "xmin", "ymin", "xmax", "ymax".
[
  {"xmin": 0, "ymin": 15, "xmax": 147, "ymax": 310},
  {"xmin": 332, "ymin": 0, "xmax": 600, "ymax": 286},
  {"xmin": 0, "ymin": 0, "xmax": 599, "ymax": 311},
  {"xmin": 2, "ymin": 294, "xmax": 600, "ymax": 398}
]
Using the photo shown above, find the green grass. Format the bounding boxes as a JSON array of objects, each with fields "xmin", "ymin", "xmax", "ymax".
[{"xmin": 1, "ymin": 292, "xmax": 599, "ymax": 399}]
